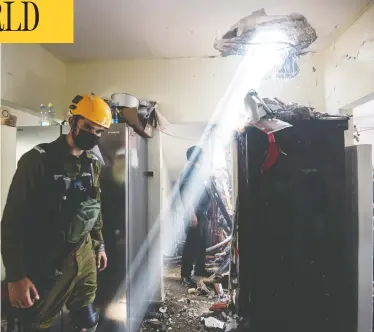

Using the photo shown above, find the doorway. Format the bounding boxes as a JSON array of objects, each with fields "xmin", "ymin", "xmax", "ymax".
[{"xmin": 159, "ymin": 122, "xmax": 235, "ymax": 331}]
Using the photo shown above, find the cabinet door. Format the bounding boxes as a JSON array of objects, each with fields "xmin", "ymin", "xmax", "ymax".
[
  {"xmin": 237, "ymin": 122, "xmax": 358, "ymax": 332},
  {"xmin": 126, "ymin": 127, "xmax": 149, "ymax": 331}
]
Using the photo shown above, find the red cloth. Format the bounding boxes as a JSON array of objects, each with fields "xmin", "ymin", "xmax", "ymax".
[
  {"xmin": 209, "ymin": 302, "xmax": 228, "ymax": 311},
  {"xmin": 262, "ymin": 133, "xmax": 279, "ymax": 171}
]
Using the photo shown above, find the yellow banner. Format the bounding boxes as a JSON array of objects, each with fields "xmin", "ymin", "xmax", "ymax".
[{"xmin": 0, "ymin": 0, "xmax": 74, "ymax": 43}]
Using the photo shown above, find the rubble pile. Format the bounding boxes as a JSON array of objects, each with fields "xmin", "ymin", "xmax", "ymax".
[
  {"xmin": 261, "ymin": 97, "xmax": 349, "ymax": 122},
  {"xmin": 139, "ymin": 262, "xmax": 246, "ymax": 332},
  {"xmin": 139, "ymin": 290, "xmax": 211, "ymax": 332},
  {"xmin": 139, "ymin": 290, "xmax": 243, "ymax": 332}
]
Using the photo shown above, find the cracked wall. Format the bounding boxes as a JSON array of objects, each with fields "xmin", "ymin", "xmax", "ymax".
[
  {"xmin": 66, "ymin": 53, "xmax": 325, "ymax": 124},
  {"xmin": 324, "ymin": 3, "xmax": 374, "ymax": 113}
]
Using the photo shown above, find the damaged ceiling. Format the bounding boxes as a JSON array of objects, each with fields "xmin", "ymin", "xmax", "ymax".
[{"xmin": 43, "ymin": 0, "xmax": 371, "ymax": 61}]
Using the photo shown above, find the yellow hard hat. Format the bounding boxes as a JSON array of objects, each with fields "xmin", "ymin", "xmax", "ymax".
[{"xmin": 69, "ymin": 94, "xmax": 112, "ymax": 129}]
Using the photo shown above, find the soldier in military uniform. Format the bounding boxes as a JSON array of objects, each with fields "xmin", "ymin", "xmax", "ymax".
[{"xmin": 1, "ymin": 94, "xmax": 112, "ymax": 331}]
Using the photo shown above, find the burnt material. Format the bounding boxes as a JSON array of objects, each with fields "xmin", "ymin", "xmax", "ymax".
[{"xmin": 236, "ymin": 119, "xmax": 355, "ymax": 332}]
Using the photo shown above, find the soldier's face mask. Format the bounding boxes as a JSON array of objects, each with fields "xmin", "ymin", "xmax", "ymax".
[{"xmin": 73, "ymin": 128, "xmax": 100, "ymax": 151}]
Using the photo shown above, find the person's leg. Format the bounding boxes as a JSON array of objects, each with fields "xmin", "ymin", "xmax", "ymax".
[
  {"xmin": 181, "ymin": 227, "xmax": 199, "ymax": 278},
  {"xmin": 66, "ymin": 239, "xmax": 98, "ymax": 332},
  {"xmin": 194, "ymin": 219, "xmax": 207, "ymax": 276},
  {"xmin": 68, "ymin": 304, "xmax": 98, "ymax": 332},
  {"xmin": 181, "ymin": 227, "xmax": 199, "ymax": 288},
  {"xmin": 26, "ymin": 254, "xmax": 78, "ymax": 330}
]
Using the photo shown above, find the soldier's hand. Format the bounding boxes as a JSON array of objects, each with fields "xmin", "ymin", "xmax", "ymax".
[
  {"xmin": 97, "ymin": 251, "xmax": 108, "ymax": 272},
  {"xmin": 8, "ymin": 277, "xmax": 39, "ymax": 309},
  {"xmin": 190, "ymin": 214, "xmax": 198, "ymax": 228}
]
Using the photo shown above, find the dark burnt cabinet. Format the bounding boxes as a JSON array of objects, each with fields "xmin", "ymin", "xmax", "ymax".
[{"xmin": 236, "ymin": 119, "xmax": 357, "ymax": 332}]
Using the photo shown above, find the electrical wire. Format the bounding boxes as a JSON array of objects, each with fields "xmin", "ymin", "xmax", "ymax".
[
  {"xmin": 356, "ymin": 127, "xmax": 374, "ymax": 133},
  {"xmin": 158, "ymin": 129, "xmax": 198, "ymax": 141},
  {"xmin": 157, "ymin": 123, "xmax": 215, "ymax": 141}
]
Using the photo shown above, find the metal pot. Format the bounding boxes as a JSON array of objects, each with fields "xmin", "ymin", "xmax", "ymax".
[{"xmin": 111, "ymin": 93, "xmax": 140, "ymax": 109}]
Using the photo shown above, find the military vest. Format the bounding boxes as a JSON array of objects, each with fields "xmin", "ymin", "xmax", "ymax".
[{"xmin": 34, "ymin": 143, "xmax": 102, "ymax": 246}]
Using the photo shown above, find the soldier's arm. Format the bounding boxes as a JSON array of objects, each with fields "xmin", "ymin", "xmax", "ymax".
[
  {"xmin": 1, "ymin": 150, "xmax": 45, "ymax": 282},
  {"xmin": 90, "ymin": 161, "xmax": 104, "ymax": 252},
  {"xmin": 91, "ymin": 211, "xmax": 104, "ymax": 252}
]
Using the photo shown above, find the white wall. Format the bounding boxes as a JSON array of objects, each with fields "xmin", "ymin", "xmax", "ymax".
[
  {"xmin": 65, "ymin": 53, "xmax": 325, "ymax": 124},
  {"xmin": 7, "ymin": 108, "xmax": 40, "ymax": 127},
  {"xmin": 324, "ymin": 3, "xmax": 374, "ymax": 114},
  {"xmin": 353, "ymin": 99, "xmax": 374, "ymax": 166},
  {"xmin": 161, "ymin": 122, "xmax": 207, "ymax": 180},
  {"xmin": 1, "ymin": 44, "xmax": 67, "ymax": 118},
  {"xmin": 0, "ymin": 126, "xmax": 16, "ymax": 215},
  {"xmin": 0, "ymin": 125, "xmax": 17, "ymax": 281},
  {"xmin": 160, "ymin": 139, "xmax": 172, "ymax": 210}
]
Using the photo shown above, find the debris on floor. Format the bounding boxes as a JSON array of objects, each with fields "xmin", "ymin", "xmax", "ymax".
[
  {"xmin": 146, "ymin": 311, "xmax": 164, "ymax": 320},
  {"xmin": 188, "ymin": 288, "xmax": 196, "ymax": 295},
  {"xmin": 213, "ymin": 284, "xmax": 224, "ymax": 297},
  {"xmin": 159, "ymin": 307, "xmax": 168, "ymax": 314},
  {"xmin": 209, "ymin": 302, "xmax": 227, "ymax": 312},
  {"xmin": 201, "ymin": 316, "xmax": 225, "ymax": 330},
  {"xmin": 146, "ymin": 319, "xmax": 163, "ymax": 329},
  {"xmin": 138, "ymin": 266, "xmax": 245, "ymax": 332},
  {"xmin": 197, "ymin": 279, "xmax": 210, "ymax": 296},
  {"xmin": 225, "ymin": 317, "xmax": 239, "ymax": 332}
]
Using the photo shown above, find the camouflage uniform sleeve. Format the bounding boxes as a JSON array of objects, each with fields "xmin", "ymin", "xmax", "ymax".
[
  {"xmin": 90, "ymin": 160, "xmax": 104, "ymax": 252},
  {"xmin": 1, "ymin": 150, "xmax": 45, "ymax": 282}
]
